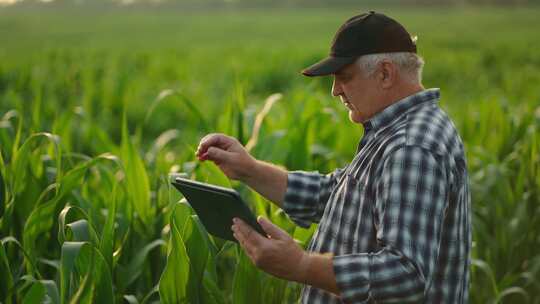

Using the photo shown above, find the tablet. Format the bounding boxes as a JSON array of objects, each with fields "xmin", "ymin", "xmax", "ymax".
[{"xmin": 171, "ymin": 177, "xmax": 265, "ymax": 243}]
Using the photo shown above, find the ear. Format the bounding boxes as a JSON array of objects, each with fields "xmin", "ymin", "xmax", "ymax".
[{"xmin": 378, "ymin": 60, "xmax": 397, "ymax": 89}]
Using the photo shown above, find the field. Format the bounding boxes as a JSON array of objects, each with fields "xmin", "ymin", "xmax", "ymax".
[{"xmin": 1, "ymin": 4, "xmax": 539, "ymax": 303}]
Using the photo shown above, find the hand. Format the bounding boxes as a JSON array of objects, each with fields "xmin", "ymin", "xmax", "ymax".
[
  {"xmin": 196, "ymin": 133, "xmax": 257, "ymax": 181},
  {"xmin": 231, "ymin": 216, "xmax": 309, "ymax": 283}
]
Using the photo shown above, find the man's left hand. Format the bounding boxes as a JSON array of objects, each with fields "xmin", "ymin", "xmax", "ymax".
[{"xmin": 231, "ymin": 216, "xmax": 309, "ymax": 282}]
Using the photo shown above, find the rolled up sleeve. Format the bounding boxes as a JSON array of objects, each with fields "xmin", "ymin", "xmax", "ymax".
[{"xmin": 282, "ymin": 168, "xmax": 345, "ymax": 228}]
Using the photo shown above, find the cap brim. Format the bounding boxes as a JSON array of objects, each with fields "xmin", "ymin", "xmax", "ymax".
[{"xmin": 301, "ymin": 56, "xmax": 356, "ymax": 77}]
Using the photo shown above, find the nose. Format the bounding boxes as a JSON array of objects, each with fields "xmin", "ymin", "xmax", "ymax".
[{"xmin": 332, "ymin": 78, "xmax": 342, "ymax": 97}]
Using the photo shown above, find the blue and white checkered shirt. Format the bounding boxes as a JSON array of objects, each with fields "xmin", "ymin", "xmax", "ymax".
[{"xmin": 283, "ymin": 89, "xmax": 471, "ymax": 303}]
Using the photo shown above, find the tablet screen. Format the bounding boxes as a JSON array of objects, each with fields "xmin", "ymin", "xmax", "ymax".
[{"xmin": 171, "ymin": 177, "xmax": 265, "ymax": 243}]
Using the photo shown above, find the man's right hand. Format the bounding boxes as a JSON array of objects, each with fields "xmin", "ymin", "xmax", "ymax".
[
  {"xmin": 196, "ymin": 133, "xmax": 288, "ymax": 206},
  {"xmin": 196, "ymin": 133, "xmax": 257, "ymax": 182}
]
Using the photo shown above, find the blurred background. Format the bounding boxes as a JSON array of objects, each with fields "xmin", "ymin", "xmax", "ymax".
[{"xmin": 1, "ymin": 1, "xmax": 539, "ymax": 303}]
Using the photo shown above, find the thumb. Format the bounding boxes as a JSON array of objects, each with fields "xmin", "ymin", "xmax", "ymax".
[
  {"xmin": 206, "ymin": 146, "xmax": 233, "ymax": 164},
  {"xmin": 257, "ymin": 217, "xmax": 288, "ymax": 240}
]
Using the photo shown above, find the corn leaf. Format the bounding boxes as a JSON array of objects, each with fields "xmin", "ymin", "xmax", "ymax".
[
  {"xmin": 58, "ymin": 205, "xmax": 99, "ymax": 245},
  {"xmin": 22, "ymin": 281, "xmax": 45, "ymax": 304},
  {"xmin": 201, "ymin": 273, "xmax": 225, "ymax": 304},
  {"xmin": 24, "ymin": 154, "xmax": 117, "ymax": 267},
  {"xmin": 19, "ymin": 279, "xmax": 59, "ymax": 304},
  {"xmin": 121, "ymin": 112, "xmax": 153, "ymax": 230},
  {"xmin": 196, "ymin": 161, "xmax": 231, "ymax": 188},
  {"xmin": 158, "ymin": 216, "xmax": 190, "ymax": 304},
  {"xmin": 117, "ymin": 239, "xmax": 166, "ymax": 289},
  {"xmin": 232, "ymin": 248, "xmax": 263, "ymax": 304},
  {"xmin": 0, "ymin": 241, "xmax": 14, "ymax": 304},
  {"xmin": 59, "ymin": 241, "xmax": 113, "ymax": 304},
  {"xmin": 11, "ymin": 132, "xmax": 61, "ymax": 196},
  {"xmin": 41, "ymin": 280, "xmax": 60, "ymax": 304},
  {"xmin": 0, "ymin": 155, "xmax": 5, "ymax": 219},
  {"xmin": 99, "ymin": 181, "xmax": 118, "ymax": 272},
  {"xmin": 123, "ymin": 295, "xmax": 139, "ymax": 304}
]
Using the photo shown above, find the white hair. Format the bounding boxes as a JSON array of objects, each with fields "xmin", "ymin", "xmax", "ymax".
[{"xmin": 355, "ymin": 52, "xmax": 425, "ymax": 84}]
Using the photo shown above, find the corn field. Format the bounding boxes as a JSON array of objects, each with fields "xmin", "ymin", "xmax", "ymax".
[{"xmin": 0, "ymin": 5, "xmax": 539, "ymax": 304}]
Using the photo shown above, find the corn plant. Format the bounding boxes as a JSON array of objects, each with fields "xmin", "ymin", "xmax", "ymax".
[{"xmin": 1, "ymin": 6, "xmax": 539, "ymax": 304}]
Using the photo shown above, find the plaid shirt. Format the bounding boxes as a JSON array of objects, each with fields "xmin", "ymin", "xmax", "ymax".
[{"xmin": 282, "ymin": 89, "xmax": 471, "ymax": 304}]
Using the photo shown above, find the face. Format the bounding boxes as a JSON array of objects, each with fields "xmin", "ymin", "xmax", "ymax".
[{"xmin": 331, "ymin": 63, "xmax": 382, "ymax": 124}]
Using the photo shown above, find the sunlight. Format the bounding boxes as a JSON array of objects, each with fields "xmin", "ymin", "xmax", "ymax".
[{"xmin": 0, "ymin": 0, "xmax": 21, "ymax": 5}]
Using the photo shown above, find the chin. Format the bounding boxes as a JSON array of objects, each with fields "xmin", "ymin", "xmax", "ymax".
[{"xmin": 348, "ymin": 111, "xmax": 365, "ymax": 124}]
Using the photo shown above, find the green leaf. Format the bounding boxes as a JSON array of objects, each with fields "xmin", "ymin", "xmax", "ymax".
[
  {"xmin": 293, "ymin": 224, "xmax": 316, "ymax": 249},
  {"xmin": 191, "ymin": 214, "xmax": 218, "ymax": 261},
  {"xmin": 472, "ymin": 258, "xmax": 499, "ymax": 298},
  {"xmin": 68, "ymin": 272, "xmax": 93, "ymax": 304},
  {"xmin": 285, "ymin": 116, "xmax": 313, "ymax": 171},
  {"xmin": 159, "ymin": 202, "xmax": 217, "ymax": 304},
  {"xmin": 0, "ymin": 241, "xmax": 14, "ymax": 304},
  {"xmin": 19, "ymin": 278, "xmax": 59, "ymax": 304},
  {"xmin": 1, "ymin": 236, "xmax": 38, "ymax": 279},
  {"xmin": 11, "ymin": 132, "xmax": 61, "ymax": 196},
  {"xmin": 261, "ymin": 273, "xmax": 289, "ymax": 304},
  {"xmin": 99, "ymin": 181, "xmax": 118, "ymax": 272},
  {"xmin": 493, "ymin": 286, "xmax": 530, "ymax": 304},
  {"xmin": 269, "ymin": 204, "xmax": 295, "ymax": 234},
  {"xmin": 158, "ymin": 218, "xmax": 190, "ymax": 304},
  {"xmin": 60, "ymin": 242, "xmax": 87, "ymax": 303},
  {"xmin": 123, "ymin": 295, "xmax": 140, "ymax": 304},
  {"xmin": 232, "ymin": 248, "xmax": 263, "ymax": 304},
  {"xmin": 58, "ymin": 205, "xmax": 99, "ymax": 245},
  {"xmin": 121, "ymin": 112, "xmax": 153, "ymax": 230},
  {"xmin": 0, "ymin": 155, "xmax": 5, "ymax": 219},
  {"xmin": 118, "ymin": 239, "xmax": 166, "ymax": 289},
  {"xmin": 59, "ymin": 241, "xmax": 114, "ymax": 304},
  {"xmin": 23, "ymin": 198, "xmax": 58, "ymax": 269},
  {"xmin": 144, "ymin": 89, "xmax": 210, "ymax": 133},
  {"xmin": 200, "ymin": 273, "xmax": 225, "ymax": 304},
  {"xmin": 41, "ymin": 280, "xmax": 60, "ymax": 304},
  {"xmin": 66, "ymin": 220, "xmax": 92, "ymax": 242},
  {"xmin": 22, "ymin": 281, "xmax": 45, "ymax": 304},
  {"xmin": 140, "ymin": 285, "xmax": 159, "ymax": 304},
  {"xmin": 196, "ymin": 161, "xmax": 231, "ymax": 188},
  {"xmin": 23, "ymin": 155, "xmax": 114, "ymax": 267},
  {"xmin": 179, "ymin": 213, "xmax": 209, "ymax": 303},
  {"xmin": 0, "ymin": 110, "xmax": 19, "ymax": 161}
]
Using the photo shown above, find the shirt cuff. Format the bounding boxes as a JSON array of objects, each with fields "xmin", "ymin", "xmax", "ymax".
[
  {"xmin": 282, "ymin": 171, "xmax": 322, "ymax": 228},
  {"xmin": 333, "ymin": 254, "xmax": 371, "ymax": 303}
]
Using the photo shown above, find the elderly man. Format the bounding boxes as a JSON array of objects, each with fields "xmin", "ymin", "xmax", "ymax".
[{"xmin": 196, "ymin": 11, "xmax": 471, "ymax": 303}]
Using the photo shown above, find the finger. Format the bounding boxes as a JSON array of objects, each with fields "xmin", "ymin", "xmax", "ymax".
[
  {"xmin": 232, "ymin": 231, "xmax": 244, "ymax": 247},
  {"xmin": 196, "ymin": 133, "xmax": 220, "ymax": 156},
  {"xmin": 205, "ymin": 146, "xmax": 234, "ymax": 164},
  {"xmin": 197, "ymin": 134, "xmax": 232, "ymax": 156},
  {"xmin": 233, "ymin": 218, "xmax": 265, "ymax": 247},
  {"xmin": 257, "ymin": 216, "xmax": 289, "ymax": 240},
  {"xmin": 196, "ymin": 133, "xmax": 214, "ymax": 156},
  {"xmin": 233, "ymin": 232, "xmax": 255, "ymax": 257}
]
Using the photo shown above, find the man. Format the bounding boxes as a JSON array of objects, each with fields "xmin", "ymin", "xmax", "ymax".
[{"xmin": 196, "ymin": 11, "xmax": 471, "ymax": 303}]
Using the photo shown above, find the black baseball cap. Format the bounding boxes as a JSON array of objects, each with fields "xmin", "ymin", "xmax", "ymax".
[{"xmin": 302, "ymin": 11, "xmax": 417, "ymax": 77}]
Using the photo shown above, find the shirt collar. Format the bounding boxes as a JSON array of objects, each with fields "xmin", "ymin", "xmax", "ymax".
[{"xmin": 362, "ymin": 88, "xmax": 441, "ymax": 132}]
